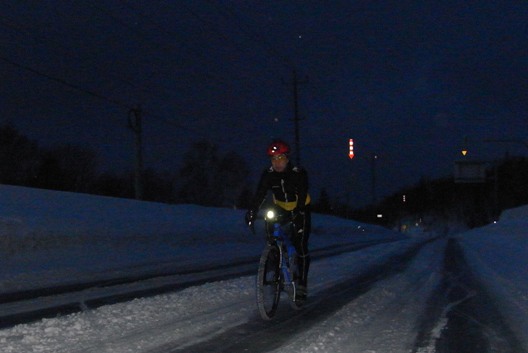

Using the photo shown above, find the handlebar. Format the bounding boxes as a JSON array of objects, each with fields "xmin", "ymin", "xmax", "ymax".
[
  {"xmin": 246, "ymin": 207, "xmax": 296, "ymax": 236},
  {"xmin": 264, "ymin": 207, "xmax": 293, "ymax": 225}
]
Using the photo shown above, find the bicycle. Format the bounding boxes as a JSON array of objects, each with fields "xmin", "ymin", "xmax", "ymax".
[{"xmin": 254, "ymin": 207, "xmax": 304, "ymax": 320}]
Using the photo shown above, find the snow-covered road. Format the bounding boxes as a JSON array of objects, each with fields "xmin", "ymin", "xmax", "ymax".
[
  {"xmin": 174, "ymin": 239, "xmax": 442, "ymax": 353},
  {"xmin": 1, "ymin": 237, "xmax": 491, "ymax": 353}
]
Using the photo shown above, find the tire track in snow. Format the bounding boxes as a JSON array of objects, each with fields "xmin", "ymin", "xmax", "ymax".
[
  {"xmin": 413, "ymin": 238, "xmax": 524, "ymax": 353},
  {"xmin": 150, "ymin": 239, "xmax": 435, "ymax": 353}
]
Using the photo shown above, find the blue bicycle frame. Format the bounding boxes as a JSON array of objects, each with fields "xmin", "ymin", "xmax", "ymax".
[
  {"xmin": 271, "ymin": 221, "xmax": 297, "ymax": 286},
  {"xmin": 256, "ymin": 207, "xmax": 303, "ymax": 320},
  {"xmin": 264, "ymin": 208, "xmax": 302, "ymax": 302}
]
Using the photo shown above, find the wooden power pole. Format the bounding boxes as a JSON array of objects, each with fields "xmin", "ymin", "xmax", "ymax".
[
  {"xmin": 128, "ymin": 106, "xmax": 143, "ymax": 200},
  {"xmin": 290, "ymin": 70, "xmax": 308, "ymax": 166}
]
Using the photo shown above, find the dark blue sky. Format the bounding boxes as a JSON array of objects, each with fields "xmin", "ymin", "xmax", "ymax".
[{"xmin": 1, "ymin": 1, "xmax": 527, "ymax": 207}]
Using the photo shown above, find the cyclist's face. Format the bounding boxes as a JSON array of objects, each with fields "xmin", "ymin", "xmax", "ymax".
[{"xmin": 271, "ymin": 154, "xmax": 288, "ymax": 172}]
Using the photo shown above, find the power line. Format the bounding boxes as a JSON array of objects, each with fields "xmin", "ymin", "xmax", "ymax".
[
  {"xmin": 0, "ymin": 55, "xmax": 130, "ymax": 110},
  {"xmin": 0, "ymin": 14, "xmax": 148, "ymax": 98},
  {"xmin": 0, "ymin": 4, "xmax": 222, "ymax": 138},
  {"xmin": 0, "ymin": 2, "xmax": 298, "ymax": 151}
]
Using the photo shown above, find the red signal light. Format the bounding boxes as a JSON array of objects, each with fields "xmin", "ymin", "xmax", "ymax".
[{"xmin": 348, "ymin": 139, "xmax": 354, "ymax": 159}]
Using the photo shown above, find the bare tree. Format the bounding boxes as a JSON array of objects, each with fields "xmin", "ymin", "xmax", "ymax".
[
  {"xmin": 0, "ymin": 124, "xmax": 40, "ymax": 185},
  {"xmin": 35, "ymin": 144, "xmax": 98, "ymax": 192},
  {"xmin": 178, "ymin": 141, "xmax": 251, "ymax": 207}
]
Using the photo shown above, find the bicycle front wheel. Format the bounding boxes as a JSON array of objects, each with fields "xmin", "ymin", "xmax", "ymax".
[{"xmin": 256, "ymin": 244, "xmax": 281, "ymax": 320}]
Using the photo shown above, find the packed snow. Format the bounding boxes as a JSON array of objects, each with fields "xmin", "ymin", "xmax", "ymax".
[{"xmin": 0, "ymin": 184, "xmax": 526, "ymax": 352}]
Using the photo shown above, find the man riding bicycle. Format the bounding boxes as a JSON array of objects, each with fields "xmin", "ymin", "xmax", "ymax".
[{"xmin": 245, "ymin": 139, "xmax": 311, "ymax": 301}]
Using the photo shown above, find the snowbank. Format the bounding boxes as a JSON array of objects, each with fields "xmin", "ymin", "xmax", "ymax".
[
  {"xmin": 456, "ymin": 204, "xmax": 528, "ymax": 349},
  {"xmin": 0, "ymin": 184, "xmax": 404, "ymax": 293}
]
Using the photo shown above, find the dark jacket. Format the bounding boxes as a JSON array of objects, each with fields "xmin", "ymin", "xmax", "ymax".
[{"xmin": 251, "ymin": 162, "xmax": 310, "ymax": 212}]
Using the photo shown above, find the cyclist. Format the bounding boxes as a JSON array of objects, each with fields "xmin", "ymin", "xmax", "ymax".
[{"xmin": 245, "ymin": 139, "xmax": 311, "ymax": 301}]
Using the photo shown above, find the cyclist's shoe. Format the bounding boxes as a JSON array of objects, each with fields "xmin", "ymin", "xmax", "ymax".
[{"xmin": 295, "ymin": 285, "xmax": 307, "ymax": 301}]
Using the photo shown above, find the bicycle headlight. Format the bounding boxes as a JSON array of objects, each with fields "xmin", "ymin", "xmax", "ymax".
[{"xmin": 265, "ymin": 209, "xmax": 276, "ymax": 221}]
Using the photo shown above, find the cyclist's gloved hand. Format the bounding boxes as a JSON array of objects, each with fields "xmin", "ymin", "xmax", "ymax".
[{"xmin": 245, "ymin": 209, "xmax": 256, "ymax": 233}]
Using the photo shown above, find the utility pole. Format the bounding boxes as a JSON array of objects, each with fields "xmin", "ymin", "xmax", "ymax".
[
  {"xmin": 371, "ymin": 153, "xmax": 378, "ymax": 204},
  {"xmin": 289, "ymin": 70, "xmax": 308, "ymax": 166},
  {"xmin": 128, "ymin": 105, "xmax": 143, "ymax": 200}
]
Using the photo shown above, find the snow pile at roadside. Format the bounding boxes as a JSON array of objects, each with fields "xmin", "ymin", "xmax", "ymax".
[
  {"xmin": 456, "ymin": 204, "xmax": 528, "ymax": 349},
  {"xmin": 0, "ymin": 184, "xmax": 403, "ymax": 293}
]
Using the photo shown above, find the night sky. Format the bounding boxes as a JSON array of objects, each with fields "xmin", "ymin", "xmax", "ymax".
[{"xmin": 1, "ymin": 1, "xmax": 527, "ymax": 207}]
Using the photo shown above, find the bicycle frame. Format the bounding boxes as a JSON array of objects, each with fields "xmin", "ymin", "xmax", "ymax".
[
  {"xmin": 264, "ymin": 208, "xmax": 303, "ymax": 302},
  {"xmin": 256, "ymin": 207, "xmax": 303, "ymax": 320},
  {"xmin": 270, "ymin": 220, "xmax": 296, "ymax": 287}
]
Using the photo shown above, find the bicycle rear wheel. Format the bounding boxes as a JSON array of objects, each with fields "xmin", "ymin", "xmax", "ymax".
[{"xmin": 256, "ymin": 244, "xmax": 281, "ymax": 320}]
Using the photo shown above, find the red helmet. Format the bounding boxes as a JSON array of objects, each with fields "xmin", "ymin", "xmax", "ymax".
[{"xmin": 266, "ymin": 139, "xmax": 290, "ymax": 156}]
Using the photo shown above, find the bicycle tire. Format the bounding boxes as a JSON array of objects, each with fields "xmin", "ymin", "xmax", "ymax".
[{"xmin": 256, "ymin": 244, "xmax": 281, "ymax": 320}]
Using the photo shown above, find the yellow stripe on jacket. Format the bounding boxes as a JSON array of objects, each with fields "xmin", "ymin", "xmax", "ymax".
[{"xmin": 273, "ymin": 194, "xmax": 311, "ymax": 211}]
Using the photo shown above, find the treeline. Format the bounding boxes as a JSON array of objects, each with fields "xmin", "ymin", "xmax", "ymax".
[
  {"xmin": 5, "ymin": 123, "xmax": 528, "ymax": 232},
  {"xmin": 313, "ymin": 156, "xmax": 528, "ymax": 232},
  {"xmin": 0, "ymin": 124, "xmax": 252, "ymax": 208}
]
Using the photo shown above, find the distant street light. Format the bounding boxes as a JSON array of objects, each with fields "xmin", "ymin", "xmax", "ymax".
[{"xmin": 454, "ymin": 136, "xmax": 528, "ymax": 219}]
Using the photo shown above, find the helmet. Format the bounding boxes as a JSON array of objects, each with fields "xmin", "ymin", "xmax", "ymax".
[{"xmin": 266, "ymin": 139, "xmax": 290, "ymax": 156}]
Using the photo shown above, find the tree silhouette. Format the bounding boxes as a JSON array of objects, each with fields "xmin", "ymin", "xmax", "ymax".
[
  {"xmin": 0, "ymin": 124, "xmax": 39, "ymax": 185},
  {"xmin": 178, "ymin": 141, "xmax": 251, "ymax": 207}
]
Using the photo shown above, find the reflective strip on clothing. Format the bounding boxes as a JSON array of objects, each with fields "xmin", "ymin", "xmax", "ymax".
[{"xmin": 273, "ymin": 194, "xmax": 311, "ymax": 211}]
